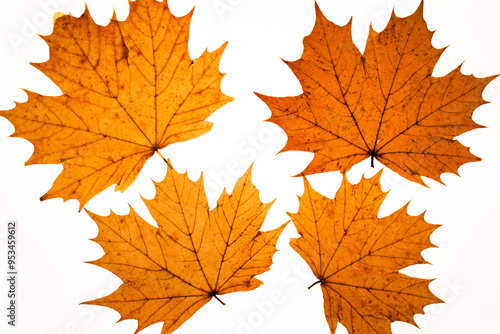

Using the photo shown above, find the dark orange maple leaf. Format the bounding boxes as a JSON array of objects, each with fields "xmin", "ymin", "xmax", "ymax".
[
  {"xmin": 289, "ymin": 171, "xmax": 441, "ymax": 334},
  {"xmin": 0, "ymin": 0, "xmax": 232, "ymax": 209},
  {"xmin": 257, "ymin": 3, "xmax": 495, "ymax": 185},
  {"xmin": 84, "ymin": 166, "xmax": 285, "ymax": 334}
]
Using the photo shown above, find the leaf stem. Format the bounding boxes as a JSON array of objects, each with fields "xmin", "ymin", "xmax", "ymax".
[
  {"xmin": 308, "ymin": 280, "xmax": 322, "ymax": 290},
  {"xmin": 155, "ymin": 150, "xmax": 173, "ymax": 169},
  {"xmin": 213, "ymin": 294, "xmax": 226, "ymax": 306}
]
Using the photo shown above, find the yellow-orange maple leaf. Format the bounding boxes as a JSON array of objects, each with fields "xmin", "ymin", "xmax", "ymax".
[
  {"xmin": 0, "ymin": 0, "xmax": 232, "ymax": 209},
  {"xmin": 290, "ymin": 171, "xmax": 441, "ymax": 334},
  {"xmin": 258, "ymin": 3, "xmax": 495, "ymax": 185},
  {"xmin": 84, "ymin": 166, "xmax": 285, "ymax": 334}
]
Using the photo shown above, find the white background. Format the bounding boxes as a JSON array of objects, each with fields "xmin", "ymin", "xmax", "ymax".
[{"xmin": 1, "ymin": 0, "xmax": 500, "ymax": 334}]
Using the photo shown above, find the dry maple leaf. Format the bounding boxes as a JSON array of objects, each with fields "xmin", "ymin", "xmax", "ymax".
[
  {"xmin": 0, "ymin": 0, "xmax": 232, "ymax": 209},
  {"xmin": 289, "ymin": 170, "xmax": 441, "ymax": 334},
  {"xmin": 84, "ymin": 166, "xmax": 286, "ymax": 334},
  {"xmin": 257, "ymin": 3, "xmax": 496, "ymax": 185}
]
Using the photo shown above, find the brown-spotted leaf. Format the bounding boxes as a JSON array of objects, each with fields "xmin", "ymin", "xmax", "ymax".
[
  {"xmin": 0, "ymin": 0, "xmax": 232, "ymax": 209},
  {"xmin": 290, "ymin": 171, "xmax": 441, "ymax": 334},
  {"xmin": 257, "ymin": 3, "xmax": 495, "ymax": 185},
  {"xmin": 84, "ymin": 166, "xmax": 285, "ymax": 334}
]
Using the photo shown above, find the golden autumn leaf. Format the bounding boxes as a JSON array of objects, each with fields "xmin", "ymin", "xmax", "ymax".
[
  {"xmin": 257, "ymin": 3, "xmax": 496, "ymax": 185},
  {"xmin": 289, "ymin": 171, "xmax": 441, "ymax": 334},
  {"xmin": 0, "ymin": 0, "xmax": 232, "ymax": 209},
  {"xmin": 84, "ymin": 166, "xmax": 286, "ymax": 334}
]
